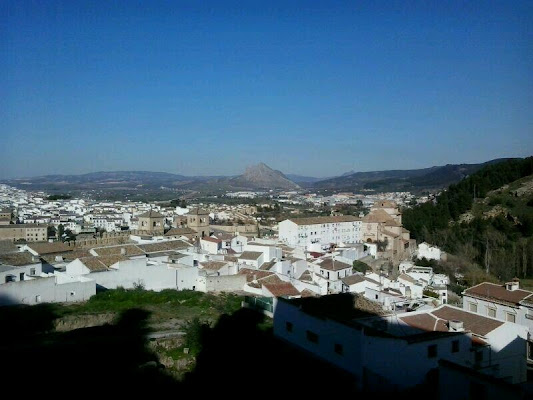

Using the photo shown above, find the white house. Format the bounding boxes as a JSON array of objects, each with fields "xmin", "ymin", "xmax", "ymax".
[
  {"xmin": 244, "ymin": 242, "xmax": 282, "ymax": 262},
  {"xmin": 66, "ymin": 256, "xmax": 199, "ymax": 292},
  {"xmin": 311, "ymin": 257, "xmax": 353, "ymax": 293},
  {"xmin": 238, "ymin": 251, "xmax": 265, "ymax": 269},
  {"xmin": 274, "ymin": 294, "xmax": 528, "ymax": 392},
  {"xmin": 462, "ymin": 280, "xmax": 533, "ymax": 332},
  {"xmin": 0, "ymin": 271, "xmax": 95, "ymax": 306},
  {"xmin": 417, "ymin": 242, "xmax": 443, "ymax": 261},
  {"xmin": 200, "ymin": 237, "xmax": 222, "ymax": 254},
  {"xmin": 279, "ymin": 216, "xmax": 362, "ymax": 250},
  {"xmin": 341, "ymin": 274, "xmax": 380, "ymax": 294}
]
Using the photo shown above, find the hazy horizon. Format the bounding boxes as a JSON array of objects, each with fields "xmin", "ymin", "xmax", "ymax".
[
  {"xmin": 2, "ymin": 2, "xmax": 532, "ymax": 179},
  {"xmin": 2, "ymin": 155, "xmax": 527, "ymax": 181}
]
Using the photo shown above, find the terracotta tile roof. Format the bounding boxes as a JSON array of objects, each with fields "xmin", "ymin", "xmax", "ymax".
[
  {"xmin": 317, "ymin": 258, "xmax": 351, "ymax": 271},
  {"xmin": 92, "ymin": 244, "xmax": 145, "ymax": 257},
  {"xmin": 400, "ymin": 313, "xmax": 448, "ymax": 332},
  {"xmin": 400, "ymin": 305, "xmax": 505, "ymax": 337},
  {"xmin": 341, "ymin": 274, "xmax": 365, "ymax": 286},
  {"xmin": 41, "ymin": 249, "xmax": 93, "ymax": 263},
  {"xmin": 78, "ymin": 257, "xmax": 109, "ymax": 272},
  {"xmin": 137, "ymin": 240, "xmax": 191, "ymax": 253},
  {"xmin": 398, "ymin": 273, "xmax": 417, "ymax": 284},
  {"xmin": 27, "ymin": 242, "xmax": 72, "ymax": 255},
  {"xmin": 78, "ymin": 255, "xmax": 128, "ymax": 271},
  {"xmin": 431, "ymin": 306, "xmax": 505, "ymax": 336},
  {"xmin": 138, "ymin": 210, "xmax": 164, "ymax": 218},
  {"xmin": 239, "ymin": 251, "xmax": 263, "ymax": 261},
  {"xmin": 238, "ymin": 268, "xmax": 274, "ymax": 282},
  {"xmin": 164, "ymin": 227, "xmax": 196, "ymax": 236},
  {"xmin": 300, "ymin": 289, "xmax": 319, "ymax": 298},
  {"xmin": 259, "ymin": 260, "xmax": 276, "ymax": 271},
  {"xmin": 288, "ymin": 215, "xmax": 361, "ymax": 225},
  {"xmin": 298, "ymin": 270, "xmax": 313, "ymax": 282},
  {"xmin": 263, "ymin": 281, "xmax": 300, "ymax": 297},
  {"xmin": 362, "ymin": 209, "xmax": 396, "ymax": 224},
  {"xmin": 464, "ymin": 282, "xmax": 533, "ymax": 306},
  {"xmin": 0, "ymin": 252, "xmax": 37, "ymax": 266},
  {"xmin": 199, "ymin": 261, "xmax": 228, "ymax": 271},
  {"xmin": 0, "ymin": 240, "xmax": 18, "ymax": 254}
]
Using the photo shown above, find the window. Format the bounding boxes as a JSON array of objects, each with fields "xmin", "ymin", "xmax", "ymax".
[
  {"xmin": 70, "ymin": 291, "xmax": 76, "ymax": 296},
  {"xmin": 375, "ymin": 294, "xmax": 378, "ymax": 300},
  {"xmin": 19, "ymin": 273, "xmax": 24, "ymax": 281},
  {"xmin": 286, "ymin": 322, "xmax": 293, "ymax": 333},
  {"xmin": 428, "ymin": 344, "xmax": 437, "ymax": 358},
  {"xmin": 475, "ymin": 350, "xmax": 483, "ymax": 364},
  {"xmin": 30, "ymin": 268, "xmax": 35, "ymax": 275},
  {"xmin": 451, "ymin": 340, "xmax": 459, "ymax": 353},
  {"xmin": 334, "ymin": 343, "xmax": 343, "ymax": 355},
  {"xmin": 469, "ymin": 302, "xmax": 478, "ymax": 313},
  {"xmin": 487, "ymin": 307, "xmax": 496, "ymax": 318},
  {"xmin": 506, "ymin": 313, "xmax": 516, "ymax": 323},
  {"xmin": 306, "ymin": 330, "xmax": 319, "ymax": 344}
]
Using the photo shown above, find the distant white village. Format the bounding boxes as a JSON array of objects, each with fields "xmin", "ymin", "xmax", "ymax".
[{"xmin": 0, "ymin": 183, "xmax": 531, "ymax": 396}]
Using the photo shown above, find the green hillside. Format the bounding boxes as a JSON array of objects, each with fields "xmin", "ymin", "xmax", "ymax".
[{"xmin": 403, "ymin": 157, "xmax": 533, "ymax": 282}]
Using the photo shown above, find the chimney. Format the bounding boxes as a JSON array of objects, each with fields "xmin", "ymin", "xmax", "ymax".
[
  {"xmin": 32, "ymin": 255, "xmax": 40, "ymax": 263},
  {"xmin": 120, "ymin": 247, "xmax": 126, "ymax": 255},
  {"xmin": 506, "ymin": 279, "xmax": 519, "ymax": 291},
  {"xmin": 448, "ymin": 320, "xmax": 464, "ymax": 332}
]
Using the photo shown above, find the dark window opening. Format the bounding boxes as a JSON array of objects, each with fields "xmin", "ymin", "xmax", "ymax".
[
  {"xmin": 306, "ymin": 330, "xmax": 319, "ymax": 344},
  {"xmin": 452, "ymin": 340, "xmax": 459, "ymax": 353},
  {"xmin": 428, "ymin": 344, "xmax": 437, "ymax": 358}
]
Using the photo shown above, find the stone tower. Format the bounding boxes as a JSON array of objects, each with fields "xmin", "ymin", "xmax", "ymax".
[
  {"xmin": 137, "ymin": 209, "xmax": 165, "ymax": 233},
  {"xmin": 186, "ymin": 208, "xmax": 209, "ymax": 238}
]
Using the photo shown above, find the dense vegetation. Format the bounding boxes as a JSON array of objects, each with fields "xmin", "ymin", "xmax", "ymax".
[
  {"xmin": 404, "ymin": 157, "xmax": 533, "ymax": 281},
  {"xmin": 47, "ymin": 194, "xmax": 72, "ymax": 200}
]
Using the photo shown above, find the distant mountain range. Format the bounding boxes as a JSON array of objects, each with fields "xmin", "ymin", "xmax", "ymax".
[{"xmin": 2, "ymin": 158, "xmax": 518, "ymax": 194}]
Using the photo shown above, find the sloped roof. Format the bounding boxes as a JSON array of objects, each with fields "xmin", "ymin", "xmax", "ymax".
[
  {"xmin": 137, "ymin": 240, "xmax": 191, "ymax": 253},
  {"xmin": 78, "ymin": 255, "xmax": 128, "ymax": 271},
  {"xmin": 341, "ymin": 274, "xmax": 365, "ymax": 286},
  {"xmin": 0, "ymin": 240, "xmax": 18, "ymax": 254},
  {"xmin": 27, "ymin": 242, "xmax": 72, "ymax": 255},
  {"xmin": 92, "ymin": 244, "xmax": 145, "ymax": 257},
  {"xmin": 238, "ymin": 268, "xmax": 274, "ymax": 282},
  {"xmin": 239, "ymin": 251, "xmax": 263, "ymax": 261},
  {"xmin": 431, "ymin": 306, "xmax": 504, "ymax": 336},
  {"xmin": 138, "ymin": 210, "xmax": 164, "ymax": 219},
  {"xmin": 464, "ymin": 282, "xmax": 533, "ymax": 306},
  {"xmin": 400, "ymin": 305, "xmax": 505, "ymax": 337},
  {"xmin": 263, "ymin": 281, "xmax": 300, "ymax": 297},
  {"xmin": 165, "ymin": 227, "xmax": 196, "ymax": 236},
  {"xmin": 200, "ymin": 261, "xmax": 228, "ymax": 271},
  {"xmin": 362, "ymin": 209, "xmax": 396, "ymax": 224},
  {"xmin": 0, "ymin": 252, "xmax": 37, "ymax": 266},
  {"xmin": 317, "ymin": 258, "xmax": 351, "ymax": 271},
  {"xmin": 398, "ymin": 273, "xmax": 417, "ymax": 284}
]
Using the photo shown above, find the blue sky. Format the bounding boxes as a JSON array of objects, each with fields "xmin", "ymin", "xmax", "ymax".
[{"xmin": 1, "ymin": 1, "xmax": 532, "ymax": 178}]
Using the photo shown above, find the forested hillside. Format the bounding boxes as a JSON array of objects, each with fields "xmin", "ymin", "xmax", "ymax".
[{"xmin": 404, "ymin": 157, "xmax": 533, "ymax": 281}]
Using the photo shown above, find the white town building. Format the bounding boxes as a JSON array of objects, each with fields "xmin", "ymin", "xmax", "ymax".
[{"xmin": 279, "ymin": 216, "xmax": 362, "ymax": 250}]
